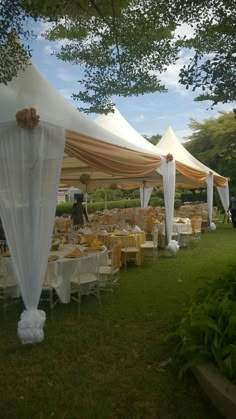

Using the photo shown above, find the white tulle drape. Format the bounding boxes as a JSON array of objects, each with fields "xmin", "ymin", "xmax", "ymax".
[
  {"xmin": 160, "ymin": 157, "xmax": 179, "ymax": 254},
  {"xmin": 0, "ymin": 121, "xmax": 65, "ymax": 344},
  {"xmin": 206, "ymin": 173, "xmax": 214, "ymax": 230},
  {"xmin": 217, "ymin": 182, "xmax": 230, "ymax": 213},
  {"xmin": 139, "ymin": 187, "xmax": 153, "ymax": 208}
]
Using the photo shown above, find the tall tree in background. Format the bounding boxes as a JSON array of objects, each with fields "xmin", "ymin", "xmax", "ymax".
[
  {"xmin": 178, "ymin": 0, "xmax": 236, "ymax": 106},
  {"xmin": 0, "ymin": 0, "xmax": 235, "ymax": 113},
  {"xmin": 144, "ymin": 133, "xmax": 162, "ymax": 145},
  {"xmin": 185, "ymin": 111, "xmax": 236, "ymax": 187}
]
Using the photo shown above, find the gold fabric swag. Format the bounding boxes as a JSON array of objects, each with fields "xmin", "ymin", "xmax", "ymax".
[{"xmin": 65, "ymin": 130, "xmax": 162, "ymax": 177}]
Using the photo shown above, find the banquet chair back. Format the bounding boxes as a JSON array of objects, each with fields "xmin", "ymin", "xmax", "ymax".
[
  {"xmin": 140, "ymin": 230, "xmax": 158, "ymax": 260},
  {"xmin": 41, "ymin": 263, "xmax": 59, "ymax": 310},
  {"xmin": 71, "ymin": 252, "xmax": 101, "ymax": 304},
  {"xmin": 98, "ymin": 243, "xmax": 121, "ymax": 290},
  {"xmin": 121, "ymin": 234, "xmax": 139, "ymax": 271}
]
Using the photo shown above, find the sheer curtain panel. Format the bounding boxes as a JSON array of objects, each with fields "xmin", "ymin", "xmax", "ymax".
[
  {"xmin": 161, "ymin": 157, "xmax": 179, "ymax": 255},
  {"xmin": 0, "ymin": 121, "xmax": 65, "ymax": 344},
  {"xmin": 140, "ymin": 186, "xmax": 153, "ymax": 208}
]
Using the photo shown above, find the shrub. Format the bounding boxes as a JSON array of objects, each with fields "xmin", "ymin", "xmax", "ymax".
[
  {"xmin": 172, "ymin": 265, "xmax": 236, "ymax": 384},
  {"xmin": 56, "ymin": 202, "xmax": 73, "ymax": 216},
  {"xmin": 174, "ymin": 199, "xmax": 182, "ymax": 209}
]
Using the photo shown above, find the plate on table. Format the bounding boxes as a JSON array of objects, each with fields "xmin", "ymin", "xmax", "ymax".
[
  {"xmin": 64, "ymin": 249, "xmax": 83, "ymax": 258},
  {"xmin": 48, "ymin": 255, "xmax": 60, "ymax": 262}
]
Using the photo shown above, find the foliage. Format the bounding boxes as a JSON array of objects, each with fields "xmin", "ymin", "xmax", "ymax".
[
  {"xmin": 174, "ymin": 199, "xmax": 182, "ymax": 209},
  {"xmin": 0, "ymin": 0, "xmax": 33, "ymax": 84},
  {"xmin": 173, "ymin": 265, "xmax": 236, "ymax": 383},
  {"xmin": 178, "ymin": 1, "xmax": 236, "ymax": 105},
  {"xmin": 43, "ymin": 1, "xmax": 177, "ymax": 114},
  {"xmin": 185, "ymin": 111, "xmax": 236, "ymax": 187},
  {"xmin": 144, "ymin": 133, "xmax": 162, "ymax": 145},
  {"xmin": 1, "ymin": 1, "xmax": 235, "ymax": 111}
]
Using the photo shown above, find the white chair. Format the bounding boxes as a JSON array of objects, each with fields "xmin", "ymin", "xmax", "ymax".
[
  {"xmin": 121, "ymin": 235, "xmax": 139, "ymax": 271},
  {"xmin": 140, "ymin": 230, "xmax": 158, "ymax": 259},
  {"xmin": 98, "ymin": 243, "xmax": 121, "ymax": 291},
  {"xmin": 0, "ymin": 256, "xmax": 18, "ymax": 311},
  {"xmin": 71, "ymin": 252, "xmax": 100, "ymax": 304},
  {"xmin": 41, "ymin": 263, "xmax": 59, "ymax": 310}
]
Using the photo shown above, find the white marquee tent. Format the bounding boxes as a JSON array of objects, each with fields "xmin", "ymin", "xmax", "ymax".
[
  {"xmin": 95, "ymin": 107, "xmax": 229, "ymax": 221},
  {"xmin": 0, "ymin": 63, "xmax": 178, "ymax": 344},
  {"xmin": 0, "ymin": 63, "xmax": 228, "ymax": 344}
]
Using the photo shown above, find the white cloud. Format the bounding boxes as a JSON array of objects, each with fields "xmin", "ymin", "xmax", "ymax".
[
  {"xmin": 175, "ymin": 23, "xmax": 195, "ymax": 39},
  {"xmin": 58, "ymin": 88, "xmax": 73, "ymax": 102},
  {"xmin": 43, "ymin": 45, "xmax": 54, "ymax": 55},
  {"xmin": 56, "ymin": 68, "xmax": 78, "ymax": 82},
  {"xmin": 157, "ymin": 49, "xmax": 194, "ymax": 95},
  {"xmin": 132, "ymin": 114, "xmax": 144, "ymax": 123}
]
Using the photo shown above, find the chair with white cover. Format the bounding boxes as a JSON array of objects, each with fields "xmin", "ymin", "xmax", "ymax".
[
  {"xmin": 41, "ymin": 263, "xmax": 59, "ymax": 310},
  {"xmin": 70, "ymin": 252, "xmax": 100, "ymax": 304},
  {"xmin": 98, "ymin": 243, "xmax": 121, "ymax": 291},
  {"xmin": 121, "ymin": 234, "xmax": 139, "ymax": 271},
  {"xmin": 0, "ymin": 255, "xmax": 18, "ymax": 311},
  {"xmin": 140, "ymin": 230, "xmax": 158, "ymax": 260}
]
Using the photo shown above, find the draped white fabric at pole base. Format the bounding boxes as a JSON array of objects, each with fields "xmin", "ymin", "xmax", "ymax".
[
  {"xmin": 139, "ymin": 187, "xmax": 153, "ymax": 208},
  {"xmin": 206, "ymin": 173, "xmax": 215, "ymax": 230},
  {"xmin": 217, "ymin": 183, "xmax": 230, "ymax": 214},
  {"xmin": 0, "ymin": 121, "xmax": 65, "ymax": 344},
  {"xmin": 160, "ymin": 157, "xmax": 179, "ymax": 255}
]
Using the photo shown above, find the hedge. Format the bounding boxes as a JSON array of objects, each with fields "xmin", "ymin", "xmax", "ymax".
[{"xmin": 56, "ymin": 197, "xmax": 186, "ymax": 216}]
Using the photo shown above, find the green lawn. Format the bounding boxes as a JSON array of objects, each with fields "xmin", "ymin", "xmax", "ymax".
[{"xmin": 1, "ymin": 223, "xmax": 235, "ymax": 419}]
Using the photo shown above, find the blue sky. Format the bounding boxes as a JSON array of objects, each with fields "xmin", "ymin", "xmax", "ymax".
[{"xmin": 29, "ymin": 22, "xmax": 235, "ymax": 142}]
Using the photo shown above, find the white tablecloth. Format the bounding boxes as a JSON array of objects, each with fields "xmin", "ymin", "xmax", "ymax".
[
  {"xmin": 4, "ymin": 244, "xmax": 108, "ymax": 304},
  {"xmin": 46, "ymin": 244, "xmax": 108, "ymax": 303}
]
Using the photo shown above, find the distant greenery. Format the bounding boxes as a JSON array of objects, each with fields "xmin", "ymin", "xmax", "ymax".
[
  {"xmin": 144, "ymin": 133, "xmax": 162, "ymax": 146},
  {"xmin": 56, "ymin": 188, "xmax": 209, "ymax": 216},
  {"xmin": 185, "ymin": 111, "xmax": 236, "ymax": 188},
  {"xmin": 173, "ymin": 265, "xmax": 236, "ymax": 384}
]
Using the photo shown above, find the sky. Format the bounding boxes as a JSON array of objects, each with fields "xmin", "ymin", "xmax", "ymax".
[{"xmin": 28, "ymin": 21, "xmax": 235, "ymax": 143}]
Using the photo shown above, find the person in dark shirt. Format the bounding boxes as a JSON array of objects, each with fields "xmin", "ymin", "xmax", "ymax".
[
  {"xmin": 71, "ymin": 194, "xmax": 89, "ymax": 227},
  {"xmin": 229, "ymin": 193, "xmax": 236, "ymax": 228}
]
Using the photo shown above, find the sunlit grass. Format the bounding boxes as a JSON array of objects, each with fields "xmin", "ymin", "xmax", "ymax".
[{"xmin": 1, "ymin": 223, "xmax": 235, "ymax": 418}]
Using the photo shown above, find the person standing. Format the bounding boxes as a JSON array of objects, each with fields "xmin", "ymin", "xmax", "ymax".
[
  {"xmin": 71, "ymin": 194, "xmax": 89, "ymax": 227},
  {"xmin": 229, "ymin": 193, "xmax": 236, "ymax": 228}
]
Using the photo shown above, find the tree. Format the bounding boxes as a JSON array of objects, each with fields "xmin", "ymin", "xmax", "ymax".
[
  {"xmin": 1, "ymin": 0, "xmax": 235, "ymax": 112},
  {"xmin": 143, "ymin": 133, "xmax": 162, "ymax": 145},
  {"xmin": 178, "ymin": 1, "xmax": 236, "ymax": 105},
  {"xmin": 0, "ymin": 0, "xmax": 33, "ymax": 85},
  {"xmin": 185, "ymin": 111, "xmax": 236, "ymax": 187}
]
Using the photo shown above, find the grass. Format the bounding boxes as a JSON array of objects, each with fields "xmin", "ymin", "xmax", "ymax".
[{"xmin": 1, "ymin": 223, "xmax": 236, "ymax": 418}]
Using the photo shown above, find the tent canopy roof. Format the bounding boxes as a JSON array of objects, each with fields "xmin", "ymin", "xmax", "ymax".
[{"xmin": 0, "ymin": 63, "xmax": 227, "ymax": 190}]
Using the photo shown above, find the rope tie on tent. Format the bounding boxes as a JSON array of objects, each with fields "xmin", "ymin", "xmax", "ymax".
[{"xmin": 16, "ymin": 108, "xmax": 40, "ymax": 128}]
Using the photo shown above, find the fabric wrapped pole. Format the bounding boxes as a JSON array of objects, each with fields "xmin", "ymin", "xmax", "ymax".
[
  {"xmin": 140, "ymin": 186, "xmax": 153, "ymax": 208},
  {"xmin": 206, "ymin": 173, "xmax": 214, "ymax": 228},
  {"xmin": 0, "ymin": 121, "xmax": 65, "ymax": 344},
  {"xmin": 217, "ymin": 182, "xmax": 230, "ymax": 214},
  {"xmin": 160, "ymin": 156, "xmax": 178, "ymax": 254}
]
